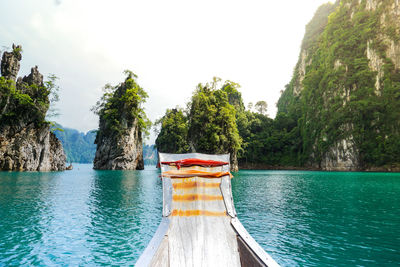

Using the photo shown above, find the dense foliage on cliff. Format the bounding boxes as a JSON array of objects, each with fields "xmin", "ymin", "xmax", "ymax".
[
  {"xmin": 277, "ymin": 0, "xmax": 400, "ymax": 169},
  {"xmin": 155, "ymin": 77, "xmax": 304, "ymax": 168},
  {"xmin": 237, "ymin": 111, "xmax": 302, "ymax": 167},
  {"xmin": 155, "ymin": 78, "xmax": 242, "ymax": 167},
  {"xmin": 188, "ymin": 78, "xmax": 241, "ymax": 156},
  {"xmin": 0, "ymin": 69, "xmax": 59, "ymax": 129},
  {"xmin": 0, "ymin": 77, "xmax": 44, "ymax": 126},
  {"xmin": 92, "ymin": 70, "xmax": 151, "ymax": 138},
  {"xmin": 0, "ymin": 46, "xmax": 61, "ymax": 129},
  {"xmin": 155, "ymin": 108, "xmax": 189, "ymax": 153}
]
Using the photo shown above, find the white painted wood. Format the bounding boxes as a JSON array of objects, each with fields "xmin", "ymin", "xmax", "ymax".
[
  {"xmin": 220, "ymin": 175, "xmax": 236, "ymax": 217},
  {"xmin": 149, "ymin": 236, "xmax": 169, "ymax": 267}
]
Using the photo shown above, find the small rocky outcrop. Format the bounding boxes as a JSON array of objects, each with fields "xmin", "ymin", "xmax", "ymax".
[
  {"xmin": 21, "ymin": 65, "xmax": 44, "ymax": 87},
  {"xmin": 1, "ymin": 44, "xmax": 21, "ymax": 81},
  {"xmin": 93, "ymin": 72, "xmax": 147, "ymax": 170},
  {"xmin": 0, "ymin": 44, "xmax": 66, "ymax": 171}
]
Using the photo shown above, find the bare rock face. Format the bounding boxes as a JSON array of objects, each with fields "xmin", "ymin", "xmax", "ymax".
[
  {"xmin": 0, "ymin": 125, "xmax": 66, "ymax": 171},
  {"xmin": 0, "ymin": 44, "xmax": 66, "ymax": 171},
  {"xmin": 319, "ymin": 138, "xmax": 360, "ymax": 171},
  {"xmin": 94, "ymin": 119, "xmax": 144, "ymax": 170}
]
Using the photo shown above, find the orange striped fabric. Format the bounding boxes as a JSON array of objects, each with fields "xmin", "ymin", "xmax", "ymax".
[
  {"xmin": 172, "ymin": 194, "xmax": 223, "ymax": 202},
  {"xmin": 171, "ymin": 209, "xmax": 227, "ymax": 217},
  {"xmin": 172, "ymin": 181, "xmax": 220, "ymax": 190}
]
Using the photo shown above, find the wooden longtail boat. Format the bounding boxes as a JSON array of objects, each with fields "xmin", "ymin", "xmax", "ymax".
[{"xmin": 136, "ymin": 153, "xmax": 280, "ymax": 267}]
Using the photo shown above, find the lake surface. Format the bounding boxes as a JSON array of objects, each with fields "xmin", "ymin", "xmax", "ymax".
[{"xmin": 0, "ymin": 165, "xmax": 399, "ymax": 266}]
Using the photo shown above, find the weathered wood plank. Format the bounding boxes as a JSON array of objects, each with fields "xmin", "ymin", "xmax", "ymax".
[
  {"xmin": 168, "ymin": 216, "xmax": 240, "ymax": 267},
  {"xmin": 165, "ymin": 175, "xmax": 240, "ymax": 267},
  {"xmin": 150, "ymin": 236, "xmax": 169, "ymax": 267},
  {"xmin": 231, "ymin": 217, "xmax": 280, "ymax": 267}
]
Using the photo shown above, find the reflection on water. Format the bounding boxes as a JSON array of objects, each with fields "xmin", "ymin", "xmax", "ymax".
[
  {"xmin": 1, "ymin": 166, "xmax": 399, "ymax": 266},
  {"xmin": 0, "ymin": 165, "xmax": 162, "ymax": 265}
]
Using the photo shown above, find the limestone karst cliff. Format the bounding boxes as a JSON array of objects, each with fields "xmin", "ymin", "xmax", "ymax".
[
  {"xmin": 0, "ymin": 44, "xmax": 66, "ymax": 171},
  {"xmin": 93, "ymin": 71, "xmax": 149, "ymax": 170},
  {"xmin": 277, "ymin": 0, "xmax": 400, "ymax": 171}
]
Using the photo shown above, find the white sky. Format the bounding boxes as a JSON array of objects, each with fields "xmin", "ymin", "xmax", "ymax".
[{"xmin": 0, "ymin": 0, "xmax": 330, "ymax": 143}]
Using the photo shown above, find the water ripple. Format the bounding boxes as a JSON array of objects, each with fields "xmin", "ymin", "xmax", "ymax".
[{"xmin": 232, "ymin": 170, "xmax": 400, "ymax": 266}]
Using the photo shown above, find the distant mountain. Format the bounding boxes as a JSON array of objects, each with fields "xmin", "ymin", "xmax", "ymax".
[
  {"xmin": 53, "ymin": 124, "xmax": 158, "ymax": 165},
  {"xmin": 143, "ymin": 144, "xmax": 158, "ymax": 165},
  {"xmin": 53, "ymin": 125, "xmax": 97, "ymax": 163}
]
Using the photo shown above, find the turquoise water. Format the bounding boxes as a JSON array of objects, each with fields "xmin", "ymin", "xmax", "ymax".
[{"xmin": 0, "ymin": 165, "xmax": 399, "ymax": 266}]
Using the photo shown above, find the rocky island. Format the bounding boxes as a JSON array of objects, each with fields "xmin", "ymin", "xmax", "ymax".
[
  {"xmin": 93, "ymin": 71, "xmax": 150, "ymax": 170},
  {"xmin": 0, "ymin": 44, "xmax": 66, "ymax": 171}
]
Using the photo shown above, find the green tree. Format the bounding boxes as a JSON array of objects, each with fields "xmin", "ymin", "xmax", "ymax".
[
  {"xmin": 155, "ymin": 77, "xmax": 242, "ymax": 169},
  {"xmin": 155, "ymin": 108, "xmax": 189, "ymax": 153},
  {"xmin": 92, "ymin": 70, "xmax": 151, "ymax": 137},
  {"xmin": 45, "ymin": 74, "xmax": 62, "ymax": 131},
  {"xmin": 188, "ymin": 78, "xmax": 241, "ymax": 167},
  {"xmin": 255, "ymin": 100, "xmax": 268, "ymax": 115}
]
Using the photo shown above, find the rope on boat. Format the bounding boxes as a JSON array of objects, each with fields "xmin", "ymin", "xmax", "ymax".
[{"xmin": 162, "ymin": 169, "xmax": 233, "ymax": 178}]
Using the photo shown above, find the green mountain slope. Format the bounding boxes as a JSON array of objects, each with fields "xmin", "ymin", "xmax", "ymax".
[
  {"xmin": 278, "ymin": 0, "xmax": 400, "ymax": 170},
  {"xmin": 53, "ymin": 126, "xmax": 97, "ymax": 163}
]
